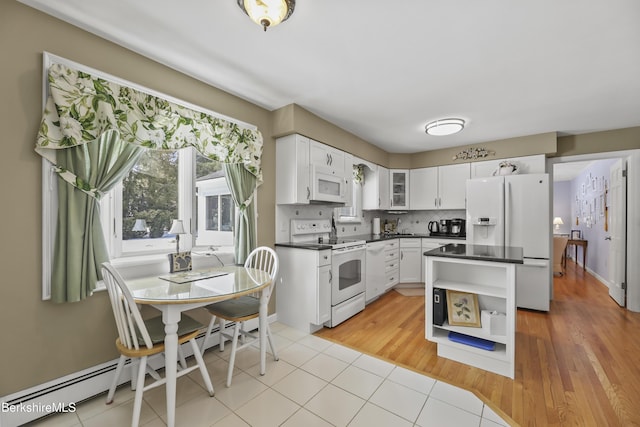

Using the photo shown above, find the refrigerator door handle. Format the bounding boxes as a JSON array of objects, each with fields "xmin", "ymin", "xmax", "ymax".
[{"xmin": 504, "ymin": 180, "xmax": 510, "ymax": 246}]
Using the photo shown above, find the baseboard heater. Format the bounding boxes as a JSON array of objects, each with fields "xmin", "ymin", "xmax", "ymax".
[{"xmin": 1, "ymin": 316, "xmax": 267, "ymax": 426}]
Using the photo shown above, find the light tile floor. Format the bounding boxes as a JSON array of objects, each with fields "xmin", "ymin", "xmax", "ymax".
[{"xmin": 27, "ymin": 323, "xmax": 508, "ymax": 427}]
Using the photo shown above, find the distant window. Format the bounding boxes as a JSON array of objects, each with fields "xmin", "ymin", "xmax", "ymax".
[
  {"xmin": 195, "ymin": 167, "xmax": 235, "ymax": 248},
  {"xmin": 206, "ymin": 196, "xmax": 219, "ymax": 230},
  {"xmin": 205, "ymin": 194, "xmax": 234, "ymax": 232}
]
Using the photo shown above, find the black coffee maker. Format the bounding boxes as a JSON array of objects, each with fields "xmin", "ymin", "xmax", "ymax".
[
  {"xmin": 439, "ymin": 219, "xmax": 452, "ymax": 234},
  {"xmin": 450, "ymin": 218, "xmax": 466, "ymax": 236}
]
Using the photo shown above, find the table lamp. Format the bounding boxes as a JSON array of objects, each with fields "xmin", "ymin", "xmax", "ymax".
[
  {"xmin": 553, "ymin": 217, "xmax": 564, "ymax": 232},
  {"xmin": 131, "ymin": 219, "xmax": 147, "ymax": 233},
  {"xmin": 169, "ymin": 219, "xmax": 186, "ymax": 253}
]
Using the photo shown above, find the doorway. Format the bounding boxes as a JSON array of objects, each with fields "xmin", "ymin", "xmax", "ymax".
[{"xmin": 549, "ymin": 149, "xmax": 640, "ymax": 312}]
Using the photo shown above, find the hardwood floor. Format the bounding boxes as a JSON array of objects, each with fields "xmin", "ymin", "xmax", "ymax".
[{"xmin": 315, "ymin": 260, "xmax": 640, "ymax": 426}]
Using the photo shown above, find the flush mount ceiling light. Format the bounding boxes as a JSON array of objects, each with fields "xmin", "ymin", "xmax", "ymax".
[
  {"xmin": 425, "ymin": 118, "xmax": 465, "ymax": 136},
  {"xmin": 238, "ymin": 0, "xmax": 295, "ymax": 31}
]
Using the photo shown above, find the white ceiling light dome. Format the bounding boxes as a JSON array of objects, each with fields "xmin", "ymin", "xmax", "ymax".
[
  {"xmin": 425, "ymin": 118, "xmax": 465, "ymax": 136},
  {"xmin": 238, "ymin": 0, "xmax": 295, "ymax": 31}
]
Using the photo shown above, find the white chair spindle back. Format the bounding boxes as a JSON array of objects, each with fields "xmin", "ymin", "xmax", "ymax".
[{"xmin": 102, "ymin": 263, "xmax": 153, "ymax": 350}]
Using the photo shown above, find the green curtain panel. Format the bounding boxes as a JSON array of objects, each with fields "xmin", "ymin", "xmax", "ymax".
[
  {"xmin": 223, "ymin": 163, "xmax": 258, "ymax": 265},
  {"xmin": 35, "ymin": 62, "xmax": 263, "ymax": 302},
  {"xmin": 52, "ymin": 131, "xmax": 143, "ymax": 302}
]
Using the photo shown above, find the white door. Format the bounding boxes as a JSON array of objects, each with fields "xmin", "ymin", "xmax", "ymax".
[
  {"xmin": 608, "ymin": 159, "xmax": 626, "ymax": 306},
  {"xmin": 409, "ymin": 167, "xmax": 438, "ymax": 209},
  {"xmin": 466, "ymin": 177, "xmax": 505, "ymax": 246},
  {"xmin": 505, "ymin": 174, "xmax": 550, "ymax": 259},
  {"xmin": 516, "ymin": 260, "xmax": 551, "ymax": 311},
  {"xmin": 439, "ymin": 163, "xmax": 470, "ymax": 210},
  {"xmin": 365, "ymin": 242, "xmax": 385, "ymax": 302},
  {"xmin": 378, "ymin": 166, "xmax": 391, "ymax": 209},
  {"xmin": 390, "ymin": 169, "xmax": 409, "ymax": 209}
]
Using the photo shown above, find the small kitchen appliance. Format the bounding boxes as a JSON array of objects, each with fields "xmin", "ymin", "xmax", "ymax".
[
  {"xmin": 373, "ymin": 217, "xmax": 381, "ymax": 235},
  {"xmin": 450, "ymin": 218, "xmax": 466, "ymax": 236},
  {"xmin": 428, "ymin": 221, "xmax": 439, "ymax": 233},
  {"xmin": 439, "ymin": 219, "xmax": 451, "ymax": 234}
]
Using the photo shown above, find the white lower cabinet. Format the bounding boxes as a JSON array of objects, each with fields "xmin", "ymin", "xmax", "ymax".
[
  {"xmin": 383, "ymin": 239, "xmax": 399, "ymax": 291},
  {"xmin": 399, "ymin": 238, "xmax": 421, "ymax": 283},
  {"xmin": 425, "ymin": 255, "xmax": 516, "ymax": 378},
  {"xmin": 365, "ymin": 241, "xmax": 386, "ymax": 303},
  {"xmin": 276, "ymin": 247, "xmax": 331, "ymax": 333}
]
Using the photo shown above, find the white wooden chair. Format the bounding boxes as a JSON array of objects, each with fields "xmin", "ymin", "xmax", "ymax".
[
  {"xmin": 101, "ymin": 262, "xmax": 214, "ymax": 427},
  {"xmin": 199, "ymin": 246, "xmax": 279, "ymax": 387}
]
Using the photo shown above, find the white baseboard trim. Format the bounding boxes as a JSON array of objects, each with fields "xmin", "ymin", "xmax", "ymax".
[
  {"xmin": 0, "ymin": 314, "xmax": 277, "ymax": 427},
  {"xmin": 569, "ymin": 255, "xmax": 617, "ymax": 295}
]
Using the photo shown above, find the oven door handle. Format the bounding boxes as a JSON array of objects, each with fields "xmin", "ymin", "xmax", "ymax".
[{"xmin": 332, "ymin": 245, "xmax": 366, "ymax": 254}]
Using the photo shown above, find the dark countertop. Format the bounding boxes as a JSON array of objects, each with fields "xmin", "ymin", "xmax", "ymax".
[
  {"xmin": 275, "ymin": 233, "xmax": 466, "ymax": 250},
  {"xmin": 424, "ymin": 243, "xmax": 524, "ymax": 264},
  {"xmin": 274, "ymin": 242, "xmax": 333, "ymax": 250}
]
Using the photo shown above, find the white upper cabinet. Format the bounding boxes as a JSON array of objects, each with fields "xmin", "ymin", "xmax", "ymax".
[
  {"xmin": 362, "ymin": 165, "xmax": 391, "ymax": 210},
  {"xmin": 438, "ymin": 163, "xmax": 470, "ymax": 209},
  {"xmin": 409, "ymin": 167, "xmax": 438, "ymax": 210},
  {"xmin": 409, "ymin": 163, "xmax": 470, "ymax": 210},
  {"xmin": 470, "ymin": 154, "xmax": 546, "ymax": 178},
  {"xmin": 276, "ymin": 134, "xmax": 310, "ymax": 204},
  {"xmin": 310, "ymin": 140, "xmax": 345, "ymax": 176},
  {"xmin": 277, "ymin": 135, "xmax": 351, "ymax": 205},
  {"xmin": 390, "ymin": 169, "xmax": 409, "ymax": 210}
]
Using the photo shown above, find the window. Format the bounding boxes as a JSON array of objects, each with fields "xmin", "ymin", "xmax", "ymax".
[
  {"xmin": 101, "ymin": 148, "xmax": 234, "ymax": 258},
  {"xmin": 205, "ymin": 195, "xmax": 234, "ymax": 231},
  {"xmin": 195, "ymin": 160, "xmax": 235, "ymax": 248},
  {"xmin": 40, "ymin": 53, "xmax": 258, "ymax": 299},
  {"xmin": 119, "ymin": 149, "xmax": 179, "ymax": 254},
  {"xmin": 336, "ymin": 178, "xmax": 363, "ymax": 223}
]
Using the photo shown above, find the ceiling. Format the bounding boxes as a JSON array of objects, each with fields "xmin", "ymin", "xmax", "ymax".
[{"xmin": 18, "ymin": 0, "xmax": 640, "ymax": 154}]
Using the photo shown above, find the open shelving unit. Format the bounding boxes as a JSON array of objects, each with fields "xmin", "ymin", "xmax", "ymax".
[{"xmin": 425, "ymin": 256, "xmax": 516, "ymax": 378}]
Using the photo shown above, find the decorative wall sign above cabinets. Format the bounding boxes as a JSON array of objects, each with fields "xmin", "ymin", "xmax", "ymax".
[{"xmin": 452, "ymin": 147, "xmax": 496, "ymax": 161}]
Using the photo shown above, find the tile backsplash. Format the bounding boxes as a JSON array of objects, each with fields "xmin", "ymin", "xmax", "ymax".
[{"xmin": 275, "ymin": 205, "xmax": 465, "ymax": 242}]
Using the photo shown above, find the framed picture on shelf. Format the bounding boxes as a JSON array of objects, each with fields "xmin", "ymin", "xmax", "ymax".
[
  {"xmin": 446, "ymin": 290, "xmax": 481, "ymax": 327},
  {"xmin": 571, "ymin": 229, "xmax": 581, "ymax": 239}
]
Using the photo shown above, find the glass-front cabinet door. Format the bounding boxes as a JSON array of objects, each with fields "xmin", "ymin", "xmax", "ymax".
[{"xmin": 390, "ymin": 169, "xmax": 409, "ymax": 209}]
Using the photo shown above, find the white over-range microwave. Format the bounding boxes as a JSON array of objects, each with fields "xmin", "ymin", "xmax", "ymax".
[{"xmin": 310, "ymin": 165, "xmax": 347, "ymax": 204}]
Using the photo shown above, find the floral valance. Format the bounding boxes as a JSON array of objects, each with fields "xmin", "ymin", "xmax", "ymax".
[{"xmin": 36, "ymin": 63, "xmax": 263, "ymax": 191}]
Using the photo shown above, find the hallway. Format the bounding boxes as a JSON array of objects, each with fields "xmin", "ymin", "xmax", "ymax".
[{"xmin": 316, "ymin": 259, "xmax": 640, "ymax": 426}]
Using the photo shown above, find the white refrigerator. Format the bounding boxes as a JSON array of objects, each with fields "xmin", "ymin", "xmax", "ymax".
[{"xmin": 466, "ymin": 174, "xmax": 551, "ymax": 311}]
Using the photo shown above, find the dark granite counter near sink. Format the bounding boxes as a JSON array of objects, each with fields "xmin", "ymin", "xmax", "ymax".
[
  {"xmin": 275, "ymin": 233, "xmax": 467, "ymax": 250},
  {"xmin": 424, "ymin": 243, "xmax": 524, "ymax": 264}
]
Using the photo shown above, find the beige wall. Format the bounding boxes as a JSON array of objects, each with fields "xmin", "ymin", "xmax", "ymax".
[
  {"xmin": 273, "ymin": 104, "xmax": 389, "ymax": 166},
  {"xmin": 2, "ymin": 1, "xmax": 639, "ymax": 397},
  {"xmin": 556, "ymin": 127, "xmax": 640, "ymax": 156},
  {"xmin": 0, "ymin": 2, "xmax": 275, "ymax": 395},
  {"xmin": 409, "ymin": 132, "xmax": 558, "ymax": 168}
]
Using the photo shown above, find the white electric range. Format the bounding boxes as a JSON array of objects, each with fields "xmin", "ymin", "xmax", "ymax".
[{"xmin": 287, "ymin": 219, "xmax": 367, "ymax": 328}]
